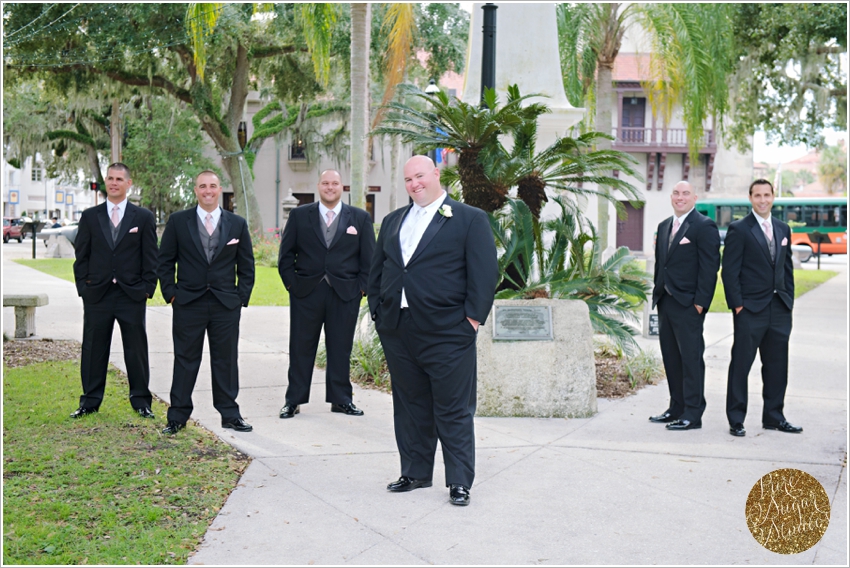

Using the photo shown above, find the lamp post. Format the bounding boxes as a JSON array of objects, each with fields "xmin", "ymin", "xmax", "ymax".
[
  {"xmin": 425, "ymin": 78, "xmax": 440, "ymax": 95},
  {"xmin": 481, "ymin": 3, "xmax": 498, "ymax": 105}
]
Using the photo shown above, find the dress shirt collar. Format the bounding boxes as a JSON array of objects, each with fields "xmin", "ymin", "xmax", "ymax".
[
  {"xmin": 410, "ymin": 191, "xmax": 448, "ymax": 219},
  {"xmin": 106, "ymin": 198, "xmax": 128, "ymax": 221},
  {"xmin": 752, "ymin": 210, "xmax": 772, "ymax": 225},
  {"xmin": 318, "ymin": 201, "xmax": 342, "ymax": 221},
  {"xmin": 197, "ymin": 205, "xmax": 222, "ymax": 227},
  {"xmin": 673, "ymin": 207, "xmax": 694, "ymax": 225}
]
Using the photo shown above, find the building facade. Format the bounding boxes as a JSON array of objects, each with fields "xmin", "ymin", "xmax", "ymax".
[{"xmin": 2, "ymin": 156, "xmax": 94, "ymax": 222}]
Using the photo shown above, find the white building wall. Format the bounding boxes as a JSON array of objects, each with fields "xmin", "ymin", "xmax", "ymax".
[{"xmin": 3, "ymin": 157, "xmax": 93, "ymax": 221}]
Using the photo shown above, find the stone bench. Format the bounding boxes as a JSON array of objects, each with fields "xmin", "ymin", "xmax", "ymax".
[{"xmin": 3, "ymin": 294, "xmax": 49, "ymax": 339}]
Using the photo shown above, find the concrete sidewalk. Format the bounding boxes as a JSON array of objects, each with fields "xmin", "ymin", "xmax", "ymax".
[{"xmin": 2, "ymin": 242, "xmax": 847, "ymax": 565}]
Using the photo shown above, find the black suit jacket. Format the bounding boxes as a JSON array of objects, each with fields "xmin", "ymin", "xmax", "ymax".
[
  {"xmin": 278, "ymin": 202, "xmax": 374, "ymax": 301},
  {"xmin": 721, "ymin": 214, "xmax": 794, "ymax": 312},
  {"xmin": 367, "ymin": 197, "xmax": 499, "ymax": 332},
  {"xmin": 74, "ymin": 201, "xmax": 158, "ymax": 303},
  {"xmin": 157, "ymin": 208, "xmax": 255, "ymax": 309},
  {"xmin": 653, "ymin": 208, "xmax": 721, "ymax": 310}
]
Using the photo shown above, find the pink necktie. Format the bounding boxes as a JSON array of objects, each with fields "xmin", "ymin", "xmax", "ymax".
[
  {"xmin": 763, "ymin": 220, "xmax": 772, "ymax": 242},
  {"xmin": 205, "ymin": 213, "xmax": 214, "ymax": 236},
  {"xmin": 671, "ymin": 218, "xmax": 680, "ymax": 237},
  {"xmin": 326, "ymin": 210, "xmax": 335, "ymax": 226},
  {"xmin": 111, "ymin": 205, "xmax": 120, "ymax": 228}
]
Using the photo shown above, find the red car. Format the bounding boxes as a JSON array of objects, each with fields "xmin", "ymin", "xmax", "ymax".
[{"xmin": 3, "ymin": 217, "xmax": 24, "ymax": 243}]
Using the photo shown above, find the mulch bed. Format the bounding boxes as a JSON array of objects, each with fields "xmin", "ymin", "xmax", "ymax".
[
  {"xmin": 595, "ymin": 352, "xmax": 654, "ymax": 399},
  {"xmin": 3, "ymin": 338, "xmax": 81, "ymax": 368}
]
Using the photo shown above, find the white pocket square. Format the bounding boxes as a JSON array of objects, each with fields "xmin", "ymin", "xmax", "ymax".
[
  {"xmin": 226, "ymin": 238, "xmax": 239, "ymax": 245},
  {"xmin": 679, "ymin": 236, "xmax": 691, "ymax": 244},
  {"xmin": 346, "ymin": 226, "xmax": 358, "ymax": 235},
  {"xmin": 128, "ymin": 227, "xmax": 139, "ymax": 233},
  {"xmin": 781, "ymin": 237, "xmax": 788, "ymax": 246}
]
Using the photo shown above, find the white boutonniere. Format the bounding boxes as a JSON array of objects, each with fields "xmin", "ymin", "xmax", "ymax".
[{"xmin": 439, "ymin": 204, "xmax": 453, "ymax": 218}]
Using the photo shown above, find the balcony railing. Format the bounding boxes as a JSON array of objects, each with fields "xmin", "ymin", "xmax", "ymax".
[{"xmin": 611, "ymin": 127, "xmax": 716, "ymax": 152}]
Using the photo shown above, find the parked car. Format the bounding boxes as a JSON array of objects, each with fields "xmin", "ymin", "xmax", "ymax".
[{"xmin": 3, "ymin": 217, "xmax": 24, "ymax": 243}]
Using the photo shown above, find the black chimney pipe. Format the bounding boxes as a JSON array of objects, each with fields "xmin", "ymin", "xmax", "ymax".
[{"xmin": 480, "ymin": 3, "xmax": 497, "ymax": 106}]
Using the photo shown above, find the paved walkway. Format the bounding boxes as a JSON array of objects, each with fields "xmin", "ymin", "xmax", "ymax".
[{"xmin": 2, "ymin": 242, "xmax": 847, "ymax": 565}]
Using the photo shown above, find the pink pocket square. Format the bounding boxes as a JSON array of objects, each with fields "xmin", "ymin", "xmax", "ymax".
[
  {"xmin": 226, "ymin": 238, "xmax": 239, "ymax": 245},
  {"xmin": 128, "ymin": 227, "xmax": 139, "ymax": 233},
  {"xmin": 346, "ymin": 226, "xmax": 358, "ymax": 235},
  {"xmin": 781, "ymin": 237, "xmax": 788, "ymax": 246},
  {"xmin": 679, "ymin": 236, "xmax": 691, "ymax": 244}
]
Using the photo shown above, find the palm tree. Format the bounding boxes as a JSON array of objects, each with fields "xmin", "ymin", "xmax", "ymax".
[
  {"xmin": 374, "ymin": 84, "xmax": 532, "ymax": 212},
  {"xmin": 490, "ymin": 197, "xmax": 650, "ymax": 355},
  {"xmin": 557, "ymin": 3, "xmax": 734, "ymax": 250}
]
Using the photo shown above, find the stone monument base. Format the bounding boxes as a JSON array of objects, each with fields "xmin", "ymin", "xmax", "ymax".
[
  {"xmin": 45, "ymin": 235, "xmax": 75, "ymax": 258},
  {"xmin": 476, "ymin": 298, "xmax": 597, "ymax": 418}
]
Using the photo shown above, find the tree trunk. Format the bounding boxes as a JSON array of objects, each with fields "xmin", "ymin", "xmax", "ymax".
[
  {"xmin": 219, "ymin": 147, "xmax": 263, "ymax": 234},
  {"xmin": 389, "ymin": 134, "xmax": 401, "ymax": 213},
  {"xmin": 110, "ymin": 99, "xmax": 122, "ymax": 163},
  {"xmin": 595, "ymin": 62, "xmax": 614, "ymax": 251},
  {"xmin": 350, "ymin": 3, "xmax": 371, "ymax": 210},
  {"xmin": 459, "ymin": 148, "xmax": 505, "ymax": 212}
]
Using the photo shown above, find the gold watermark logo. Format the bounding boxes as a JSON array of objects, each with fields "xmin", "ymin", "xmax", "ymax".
[{"xmin": 746, "ymin": 468, "xmax": 830, "ymax": 554}]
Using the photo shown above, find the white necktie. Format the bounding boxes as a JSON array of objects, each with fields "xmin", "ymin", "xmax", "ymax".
[
  {"xmin": 326, "ymin": 210, "xmax": 335, "ymax": 226},
  {"xmin": 111, "ymin": 205, "xmax": 120, "ymax": 228},
  {"xmin": 763, "ymin": 220, "xmax": 772, "ymax": 242},
  {"xmin": 205, "ymin": 213, "xmax": 214, "ymax": 236}
]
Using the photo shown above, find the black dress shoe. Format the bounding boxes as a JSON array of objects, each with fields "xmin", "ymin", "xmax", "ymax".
[
  {"xmin": 649, "ymin": 411, "xmax": 678, "ymax": 423},
  {"xmin": 222, "ymin": 417, "xmax": 253, "ymax": 432},
  {"xmin": 279, "ymin": 404, "xmax": 300, "ymax": 419},
  {"xmin": 136, "ymin": 407, "xmax": 155, "ymax": 419},
  {"xmin": 70, "ymin": 407, "xmax": 98, "ymax": 419},
  {"xmin": 729, "ymin": 423, "xmax": 746, "ymax": 437},
  {"xmin": 162, "ymin": 421, "xmax": 185, "ymax": 435},
  {"xmin": 666, "ymin": 419, "xmax": 702, "ymax": 430},
  {"xmin": 449, "ymin": 484, "xmax": 470, "ymax": 506},
  {"xmin": 386, "ymin": 476, "xmax": 433, "ymax": 492},
  {"xmin": 331, "ymin": 402, "xmax": 364, "ymax": 416},
  {"xmin": 763, "ymin": 420, "xmax": 803, "ymax": 433}
]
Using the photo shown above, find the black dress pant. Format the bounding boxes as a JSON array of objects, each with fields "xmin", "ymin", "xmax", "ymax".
[
  {"xmin": 658, "ymin": 294, "xmax": 707, "ymax": 423},
  {"xmin": 168, "ymin": 292, "xmax": 242, "ymax": 424},
  {"xmin": 378, "ymin": 310, "xmax": 478, "ymax": 489},
  {"xmin": 285, "ymin": 280, "xmax": 360, "ymax": 406},
  {"xmin": 79, "ymin": 284, "xmax": 152, "ymax": 411},
  {"xmin": 726, "ymin": 295, "xmax": 792, "ymax": 426}
]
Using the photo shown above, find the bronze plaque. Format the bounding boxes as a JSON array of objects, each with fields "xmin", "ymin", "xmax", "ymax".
[{"xmin": 493, "ymin": 306, "xmax": 553, "ymax": 341}]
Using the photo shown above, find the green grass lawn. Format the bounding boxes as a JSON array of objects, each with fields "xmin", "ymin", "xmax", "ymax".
[
  {"xmin": 14, "ymin": 259, "xmax": 289, "ymax": 307},
  {"xmin": 711, "ymin": 269, "xmax": 837, "ymax": 309},
  {"xmin": 2, "ymin": 359, "xmax": 248, "ymax": 565}
]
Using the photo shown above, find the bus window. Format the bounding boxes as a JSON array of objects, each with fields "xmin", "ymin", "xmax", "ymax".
[
  {"xmin": 802, "ymin": 205, "xmax": 821, "ymax": 227},
  {"xmin": 785, "ymin": 205, "xmax": 802, "ymax": 224},
  {"xmin": 824, "ymin": 206, "xmax": 840, "ymax": 227},
  {"xmin": 840, "ymin": 205, "xmax": 847, "ymax": 227},
  {"xmin": 717, "ymin": 206, "xmax": 733, "ymax": 229},
  {"xmin": 771, "ymin": 205, "xmax": 785, "ymax": 222},
  {"xmin": 732, "ymin": 205, "xmax": 749, "ymax": 222}
]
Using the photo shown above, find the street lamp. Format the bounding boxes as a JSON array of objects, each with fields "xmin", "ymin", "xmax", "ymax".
[{"xmin": 425, "ymin": 79, "xmax": 440, "ymax": 95}]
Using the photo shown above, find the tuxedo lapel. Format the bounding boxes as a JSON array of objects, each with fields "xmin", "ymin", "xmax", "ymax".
[
  {"xmin": 212, "ymin": 210, "xmax": 231, "ymax": 262},
  {"xmin": 328, "ymin": 206, "xmax": 351, "ymax": 249},
  {"xmin": 658, "ymin": 217, "xmax": 671, "ymax": 265},
  {"xmin": 391, "ymin": 204, "xmax": 414, "ymax": 266},
  {"xmin": 309, "ymin": 203, "xmax": 326, "ymax": 247},
  {"xmin": 669, "ymin": 212, "xmax": 692, "ymax": 254},
  {"xmin": 97, "ymin": 204, "xmax": 115, "ymax": 250},
  {"xmin": 408, "ymin": 203, "xmax": 449, "ymax": 266},
  {"xmin": 113, "ymin": 204, "xmax": 137, "ymax": 248},
  {"xmin": 748, "ymin": 216, "xmax": 773, "ymax": 265},
  {"xmin": 187, "ymin": 211, "xmax": 207, "ymax": 261}
]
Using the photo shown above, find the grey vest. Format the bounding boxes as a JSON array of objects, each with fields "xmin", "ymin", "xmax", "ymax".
[
  {"xmin": 323, "ymin": 210, "xmax": 341, "ymax": 247},
  {"xmin": 110, "ymin": 215, "xmax": 122, "ymax": 245},
  {"xmin": 197, "ymin": 214, "xmax": 221, "ymax": 263}
]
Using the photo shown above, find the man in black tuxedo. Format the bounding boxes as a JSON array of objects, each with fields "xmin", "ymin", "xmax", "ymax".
[
  {"xmin": 368, "ymin": 155, "xmax": 499, "ymax": 506},
  {"xmin": 72, "ymin": 163, "xmax": 157, "ymax": 419},
  {"xmin": 277, "ymin": 170, "xmax": 375, "ymax": 419},
  {"xmin": 650, "ymin": 180, "xmax": 721, "ymax": 431},
  {"xmin": 157, "ymin": 171, "xmax": 255, "ymax": 435},
  {"xmin": 722, "ymin": 179, "xmax": 800, "ymax": 437}
]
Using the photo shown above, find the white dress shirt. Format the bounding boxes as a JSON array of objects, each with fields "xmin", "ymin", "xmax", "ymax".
[
  {"xmin": 107, "ymin": 198, "xmax": 128, "ymax": 224},
  {"xmin": 318, "ymin": 201, "xmax": 342, "ymax": 226},
  {"xmin": 400, "ymin": 191, "xmax": 448, "ymax": 308},
  {"xmin": 752, "ymin": 210, "xmax": 773, "ymax": 237},
  {"xmin": 196, "ymin": 205, "xmax": 222, "ymax": 230}
]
